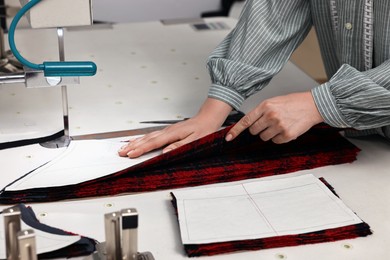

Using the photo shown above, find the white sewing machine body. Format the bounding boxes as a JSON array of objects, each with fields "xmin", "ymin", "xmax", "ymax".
[{"xmin": 20, "ymin": 0, "xmax": 92, "ymax": 28}]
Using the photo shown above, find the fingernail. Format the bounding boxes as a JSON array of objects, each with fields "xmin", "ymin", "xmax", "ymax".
[
  {"xmin": 118, "ymin": 144, "xmax": 127, "ymax": 152},
  {"xmin": 163, "ymin": 148, "xmax": 172, "ymax": 154},
  {"xmin": 225, "ymin": 134, "xmax": 233, "ymax": 142},
  {"xmin": 127, "ymin": 150, "xmax": 135, "ymax": 156}
]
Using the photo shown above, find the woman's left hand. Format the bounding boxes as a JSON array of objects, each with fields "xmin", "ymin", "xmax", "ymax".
[{"xmin": 225, "ymin": 91, "xmax": 324, "ymax": 143}]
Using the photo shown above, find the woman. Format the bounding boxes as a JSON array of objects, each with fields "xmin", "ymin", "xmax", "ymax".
[{"xmin": 119, "ymin": 0, "xmax": 390, "ymax": 158}]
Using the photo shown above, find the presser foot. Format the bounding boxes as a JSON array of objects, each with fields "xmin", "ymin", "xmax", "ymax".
[{"xmin": 39, "ymin": 135, "xmax": 71, "ymax": 148}]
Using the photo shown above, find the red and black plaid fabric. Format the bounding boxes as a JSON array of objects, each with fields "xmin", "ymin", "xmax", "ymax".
[
  {"xmin": 0, "ymin": 124, "xmax": 360, "ymax": 204},
  {"xmin": 171, "ymin": 177, "xmax": 372, "ymax": 257}
]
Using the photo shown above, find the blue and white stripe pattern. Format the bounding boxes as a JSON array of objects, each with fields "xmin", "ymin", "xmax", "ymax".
[{"xmin": 206, "ymin": 0, "xmax": 390, "ymax": 138}]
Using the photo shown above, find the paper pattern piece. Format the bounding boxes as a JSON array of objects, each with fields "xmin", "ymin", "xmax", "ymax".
[
  {"xmin": 173, "ymin": 174, "xmax": 362, "ymax": 244},
  {"xmin": 0, "ymin": 143, "xmax": 66, "ymax": 190},
  {"xmin": 0, "ymin": 204, "xmax": 96, "ymax": 258},
  {"xmin": 4, "ymin": 140, "xmax": 159, "ymax": 191},
  {"xmin": 171, "ymin": 175, "xmax": 372, "ymax": 256},
  {"xmin": 0, "ymin": 124, "xmax": 360, "ymax": 204}
]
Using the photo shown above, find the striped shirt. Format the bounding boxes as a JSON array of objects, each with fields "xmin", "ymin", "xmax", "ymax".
[{"xmin": 206, "ymin": 0, "xmax": 390, "ymax": 138}]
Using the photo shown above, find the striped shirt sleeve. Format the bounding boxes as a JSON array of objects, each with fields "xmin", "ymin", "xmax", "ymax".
[
  {"xmin": 312, "ymin": 59, "xmax": 390, "ymax": 130},
  {"xmin": 206, "ymin": 0, "xmax": 312, "ymax": 110}
]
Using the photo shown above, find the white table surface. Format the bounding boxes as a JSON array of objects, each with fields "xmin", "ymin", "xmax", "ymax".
[{"xmin": 0, "ymin": 17, "xmax": 389, "ymax": 259}]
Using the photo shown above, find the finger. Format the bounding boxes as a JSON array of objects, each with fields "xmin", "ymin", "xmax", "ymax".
[
  {"xmin": 271, "ymin": 134, "xmax": 287, "ymax": 144},
  {"xmin": 226, "ymin": 112, "xmax": 259, "ymax": 142},
  {"xmin": 261, "ymin": 124, "xmax": 299, "ymax": 143},
  {"xmin": 271, "ymin": 130, "xmax": 297, "ymax": 144},
  {"xmin": 125, "ymin": 135, "xmax": 170, "ymax": 158},
  {"xmin": 259, "ymin": 127, "xmax": 278, "ymax": 142},
  {"xmin": 162, "ymin": 142, "xmax": 183, "ymax": 154},
  {"xmin": 118, "ymin": 142, "xmax": 130, "ymax": 157},
  {"xmin": 126, "ymin": 131, "xmax": 162, "ymax": 149},
  {"xmin": 248, "ymin": 116, "xmax": 269, "ymax": 136},
  {"xmin": 162, "ymin": 133, "xmax": 199, "ymax": 153},
  {"xmin": 118, "ymin": 131, "xmax": 163, "ymax": 156},
  {"xmin": 126, "ymin": 130, "xmax": 192, "ymax": 158}
]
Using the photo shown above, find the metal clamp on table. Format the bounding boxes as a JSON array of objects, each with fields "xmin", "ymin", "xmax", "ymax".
[
  {"xmin": 2, "ymin": 206, "xmax": 38, "ymax": 260},
  {"xmin": 87, "ymin": 208, "xmax": 154, "ymax": 260}
]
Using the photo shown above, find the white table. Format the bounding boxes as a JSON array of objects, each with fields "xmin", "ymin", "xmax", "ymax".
[{"xmin": 0, "ymin": 18, "xmax": 389, "ymax": 259}]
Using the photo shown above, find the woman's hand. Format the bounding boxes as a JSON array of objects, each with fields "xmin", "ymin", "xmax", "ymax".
[
  {"xmin": 226, "ymin": 91, "xmax": 324, "ymax": 143},
  {"xmin": 118, "ymin": 98, "xmax": 232, "ymax": 158}
]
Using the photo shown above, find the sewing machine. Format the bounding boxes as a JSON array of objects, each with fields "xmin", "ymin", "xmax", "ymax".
[
  {"xmin": 0, "ymin": 0, "xmax": 96, "ymax": 148},
  {"xmin": 0, "ymin": 1, "xmax": 389, "ymax": 259},
  {"xmin": 0, "ymin": 1, "xmax": 155, "ymax": 259}
]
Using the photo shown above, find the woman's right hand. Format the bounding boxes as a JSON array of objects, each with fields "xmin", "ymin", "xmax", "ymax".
[{"xmin": 118, "ymin": 98, "xmax": 233, "ymax": 158}]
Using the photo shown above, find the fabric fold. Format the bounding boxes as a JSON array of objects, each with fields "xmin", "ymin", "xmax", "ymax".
[{"xmin": 0, "ymin": 124, "xmax": 360, "ymax": 204}]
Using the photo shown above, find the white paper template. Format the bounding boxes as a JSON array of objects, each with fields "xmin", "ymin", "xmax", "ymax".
[
  {"xmin": 173, "ymin": 174, "xmax": 363, "ymax": 244},
  {"xmin": 0, "ymin": 216, "xmax": 81, "ymax": 258},
  {"xmin": 0, "ymin": 144, "xmax": 66, "ymax": 190},
  {"xmin": 5, "ymin": 139, "xmax": 160, "ymax": 191}
]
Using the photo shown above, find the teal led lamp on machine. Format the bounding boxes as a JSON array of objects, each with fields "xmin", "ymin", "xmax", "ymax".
[{"xmin": 8, "ymin": 0, "xmax": 96, "ymax": 77}]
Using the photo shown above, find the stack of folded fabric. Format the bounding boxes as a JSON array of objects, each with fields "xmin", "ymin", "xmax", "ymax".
[
  {"xmin": 171, "ymin": 177, "xmax": 372, "ymax": 257},
  {"xmin": 0, "ymin": 124, "xmax": 360, "ymax": 204}
]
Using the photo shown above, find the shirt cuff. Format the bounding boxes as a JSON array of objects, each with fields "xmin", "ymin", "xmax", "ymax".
[
  {"xmin": 208, "ymin": 84, "xmax": 245, "ymax": 111},
  {"xmin": 311, "ymin": 83, "xmax": 350, "ymax": 128}
]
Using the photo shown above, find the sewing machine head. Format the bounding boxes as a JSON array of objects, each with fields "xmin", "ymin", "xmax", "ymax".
[
  {"xmin": 0, "ymin": 0, "xmax": 95, "ymax": 86},
  {"xmin": 0, "ymin": 0, "xmax": 97, "ymax": 148},
  {"xmin": 11, "ymin": 0, "xmax": 96, "ymax": 83},
  {"xmin": 20, "ymin": 0, "xmax": 93, "ymax": 29}
]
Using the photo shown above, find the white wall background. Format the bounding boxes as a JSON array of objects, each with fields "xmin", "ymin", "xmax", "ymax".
[
  {"xmin": 6, "ymin": 0, "xmax": 222, "ymax": 23},
  {"xmin": 93, "ymin": 0, "xmax": 221, "ymax": 23}
]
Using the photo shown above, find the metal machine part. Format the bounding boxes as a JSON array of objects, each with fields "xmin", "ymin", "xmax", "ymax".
[
  {"xmin": 2, "ymin": 206, "xmax": 38, "ymax": 260},
  {"xmin": 1, "ymin": 0, "xmax": 96, "ymax": 149},
  {"xmin": 86, "ymin": 209, "xmax": 155, "ymax": 260},
  {"xmin": 0, "ymin": 68, "xmax": 80, "ymax": 87},
  {"xmin": 17, "ymin": 230, "xmax": 38, "ymax": 260},
  {"xmin": 57, "ymin": 27, "xmax": 70, "ymax": 139},
  {"xmin": 3, "ymin": 206, "xmax": 22, "ymax": 260},
  {"xmin": 0, "ymin": 28, "xmax": 79, "ymax": 148},
  {"xmin": 0, "ymin": 27, "xmax": 23, "ymax": 74},
  {"xmin": 39, "ymin": 134, "xmax": 71, "ymax": 148}
]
